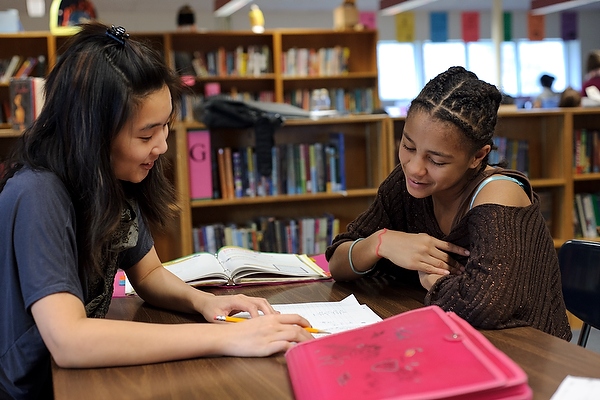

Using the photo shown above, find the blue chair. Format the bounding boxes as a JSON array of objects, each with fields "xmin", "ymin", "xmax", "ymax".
[{"xmin": 558, "ymin": 240, "xmax": 600, "ymax": 347}]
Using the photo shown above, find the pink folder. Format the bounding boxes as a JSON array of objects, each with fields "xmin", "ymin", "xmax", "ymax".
[{"xmin": 285, "ymin": 305, "xmax": 531, "ymax": 400}]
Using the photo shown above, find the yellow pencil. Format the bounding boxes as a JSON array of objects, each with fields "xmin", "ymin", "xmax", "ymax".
[{"xmin": 214, "ymin": 315, "xmax": 330, "ymax": 334}]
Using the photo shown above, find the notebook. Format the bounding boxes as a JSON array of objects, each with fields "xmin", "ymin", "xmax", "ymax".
[{"xmin": 285, "ymin": 305, "xmax": 532, "ymax": 400}]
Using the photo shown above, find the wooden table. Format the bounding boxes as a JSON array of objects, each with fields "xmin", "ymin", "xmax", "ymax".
[{"xmin": 52, "ymin": 276, "xmax": 600, "ymax": 400}]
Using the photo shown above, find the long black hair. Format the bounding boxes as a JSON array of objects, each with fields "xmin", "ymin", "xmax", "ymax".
[
  {"xmin": 407, "ymin": 66, "xmax": 502, "ymax": 168},
  {"xmin": 0, "ymin": 22, "xmax": 182, "ymax": 276}
]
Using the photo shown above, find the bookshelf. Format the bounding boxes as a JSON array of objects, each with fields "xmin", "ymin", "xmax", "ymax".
[
  {"xmin": 168, "ymin": 29, "xmax": 379, "ymax": 113},
  {"xmin": 167, "ymin": 114, "xmax": 392, "ymax": 258}
]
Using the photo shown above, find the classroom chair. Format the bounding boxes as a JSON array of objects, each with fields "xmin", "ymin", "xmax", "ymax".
[{"xmin": 558, "ymin": 239, "xmax": 600, "ymax": 347}]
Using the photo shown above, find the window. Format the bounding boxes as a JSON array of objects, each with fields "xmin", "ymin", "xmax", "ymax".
[
  {"xmin": 378, "ymin": 39, "xmax": 579, "ymax": 103},
  {"xmin": 377, "ymin": 42, "xmax": 419, "ymax": 101}
]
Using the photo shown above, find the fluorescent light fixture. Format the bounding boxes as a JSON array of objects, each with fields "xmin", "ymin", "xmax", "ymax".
[
  {"xmin": 531, "ymin": 0, "xmax": 600, "ymax": 15},
  {"xmin": 214, "ymin": 0, "xmax": 252, "ymax": 17},
  {"xmin": 379, "ymin": 0, "xmax": 441, "ymax": 16},
  {"xmin": 27, "ymin": 0, "xmax": 46, "ymax": 17}
]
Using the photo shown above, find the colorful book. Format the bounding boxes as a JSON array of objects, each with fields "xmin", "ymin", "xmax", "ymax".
[
  {"xmin": 9, "ymin": 77, "xmax": 45, "ymax": 131},
  {"xmin": 285, "ymin": 305, "xmax": 532, "ymax": 400},
  {"xmin": 187, "ymin": 130, "xmax": 213, "ymax": 200}
]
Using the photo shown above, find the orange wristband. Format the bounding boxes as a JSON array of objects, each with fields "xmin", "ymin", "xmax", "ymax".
[{"xmin": 375, "ymin": 228, "xmax": 387, "ymax": 258}]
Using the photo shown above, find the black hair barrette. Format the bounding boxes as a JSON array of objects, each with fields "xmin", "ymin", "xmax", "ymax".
[{"xmin": 106, "ymin": 25, "xmax": 130, "ymax": 46}]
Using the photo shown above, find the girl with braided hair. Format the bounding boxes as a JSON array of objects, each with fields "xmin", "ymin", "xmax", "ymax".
[{"xmin": 326, "ymin": 66, "xmax": 571, "ymax": 340}]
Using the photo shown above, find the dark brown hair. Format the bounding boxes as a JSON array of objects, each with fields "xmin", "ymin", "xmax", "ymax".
[
  {"xmin": 1, "ymin": 22, "xmax": 182, "ymax": 276},
  {"xmin": 407, "ymin": 66, "xmax": 502, "ymax": 167}
]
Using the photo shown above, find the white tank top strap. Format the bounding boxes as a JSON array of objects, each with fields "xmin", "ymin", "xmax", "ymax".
[{"xmin": 469, "ymin": 175, "xmax": 525, "ymax": 210}]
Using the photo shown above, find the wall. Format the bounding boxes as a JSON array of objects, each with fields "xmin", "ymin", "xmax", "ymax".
[{"xmin": 15, "ymin": 7, "xmax": 600, "ymax": 78}]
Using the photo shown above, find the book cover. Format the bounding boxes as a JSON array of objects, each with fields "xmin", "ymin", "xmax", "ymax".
[
  {"xmin": 9, "ymin": 77, "xmax": 45, "ymax": 131},
  {"xmin": 285, "ymin": 305, "xmax": 531, "ymax": 400},
  {"xmin": 187, "ymin": 130, "xmax": 213, "ymax": 200}
]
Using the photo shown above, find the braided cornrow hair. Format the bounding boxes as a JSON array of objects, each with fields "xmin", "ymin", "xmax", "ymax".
[{"xmin": 407, "ymin": 66, "xmax": 502, "ymax": 169}]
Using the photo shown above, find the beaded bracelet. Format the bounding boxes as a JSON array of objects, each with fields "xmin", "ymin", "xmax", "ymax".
[{"xmin": 348, "ymin": 237, "xmax": 374, "ymax": 275}]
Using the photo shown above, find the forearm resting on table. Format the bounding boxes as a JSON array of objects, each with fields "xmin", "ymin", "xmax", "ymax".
[
  {"xmin": 32, "ymin": 292, "xmax": 231, "ymax": 369},
  {"xmin": 129, "ymin": 264, "xmax": 214, "ymax": 315}
]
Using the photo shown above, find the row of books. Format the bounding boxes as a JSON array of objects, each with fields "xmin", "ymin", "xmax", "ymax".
[
  {"xmin": 192, "ymin": 214, "xmax": 340, "ymax": 255},
  {"xmin": 0, "ymin": 55, "xmax": 46, "ymax": 84},
  {"xmin": 573, "ymin": 128, "xmax": 600, "ymax": 174},
  {"xmin": 281, "ymin": 46, "xmax": 350, "ymax": 77},
  {"xmin": 284, "ymin": 87, "xmax": 374, "ymax": 114},
  {"xmin": 573, "ymin": 192, "xmax": 600, "ymax": 238},
  {"xmin": 174, "ymin": 45, "xmax": 271, "ymax": 79},
  {"xmin": 188, "ymin": 130, "xmax": 347, "ymax": 201},
  {"xmin": 489, "ymin": 136, "xmax": 529, "ymax": 176}
]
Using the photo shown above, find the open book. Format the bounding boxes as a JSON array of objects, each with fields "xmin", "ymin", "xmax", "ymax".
[{"xmin": 126, "ymin": 246, "xmax": 330, "ymax": 293}]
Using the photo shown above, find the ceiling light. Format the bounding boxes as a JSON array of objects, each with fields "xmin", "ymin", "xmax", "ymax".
[
  {"xmin": 214, "ymin": 0, "xmax": 252, "ymax": 17},
  {"xmin": 379, "ymin": 0, "xmax": 441, "ymax": 16},
  {"xmin": 531, "ymin": 0, "xmax": 600, "ymax": 15}
]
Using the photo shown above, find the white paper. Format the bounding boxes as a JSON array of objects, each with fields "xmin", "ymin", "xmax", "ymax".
[
  {"xmin": 234, "ymin": 294, "xmax": 383, "ymax": 337},
  {"xmin": 550, "ymin": 375, "xmax": 600, "ymax": 400}
]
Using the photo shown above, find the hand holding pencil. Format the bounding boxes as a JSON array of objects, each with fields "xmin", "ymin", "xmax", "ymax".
[{"xmin": 215, "ymin": 315, "xmax": 331, "ymax": 334}]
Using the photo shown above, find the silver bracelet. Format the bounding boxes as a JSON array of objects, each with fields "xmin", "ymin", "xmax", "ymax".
[{"xmin": 348, "ymin": 238, "xmax": 374, "ymax": 275}]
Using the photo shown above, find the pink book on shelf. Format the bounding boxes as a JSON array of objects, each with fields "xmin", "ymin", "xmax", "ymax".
[
  {"xmin": 285, "ymin": 305, "xmax": 531, "ymax": 400},
  {"xmin": 204, "ymin": 82, "xmax": 221, "ymax": 97},
  {"xmin": 188, "ymin": 130, "xmax": 213, "ymax": 199}
]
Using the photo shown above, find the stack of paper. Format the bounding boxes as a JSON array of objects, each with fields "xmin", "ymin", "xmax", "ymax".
[{"xmin": 233, "ymin": 295, "xmax": 382, "ymax": 336}]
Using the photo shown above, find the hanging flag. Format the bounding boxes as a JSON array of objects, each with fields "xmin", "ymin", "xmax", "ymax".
[
  {"xmin": 359, "ymin": 11, "xmax": 376, "ymax": 30},
  {"xmin": 561, "ymin": 11, "xmax": 577, "ymax": 41},
  {"xmin": 528, "ymin": 12, "xmax": 545, "ymax": 41},
  {"xmin": 430, "ymin": 12, "xmax": 448, "ymax": 43},
  {"xmin": 395, "ymin": 12, "xmax": 415, "ymax": 42},
  {"xmin": 461, "ymin": 11, "xmax": 479, "ymax": 42},
  {"xmin": 503, "ymin": 12, "xmax": 512, "ymax": 41}
]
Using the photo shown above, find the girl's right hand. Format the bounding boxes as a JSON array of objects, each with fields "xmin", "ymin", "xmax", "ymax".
[
  {"xmin": 216, "ymin": 313, "xmax": 314, "ymax": 357},
  {"xmin": 379, "ymin": 231, "xmax": 468, "ymax": 276}
]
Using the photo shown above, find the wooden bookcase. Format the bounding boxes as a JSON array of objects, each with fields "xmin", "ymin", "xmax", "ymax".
[
  {"xmin": 164, "ymin": 115, "xmax": 392, "ymax": 259},
  {"xmin": 168, "ymin": 29, "xmax": 379, "ymax": 111}
]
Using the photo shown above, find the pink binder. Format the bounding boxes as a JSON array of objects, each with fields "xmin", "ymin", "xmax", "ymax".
[
  {"xmin": 285, "ymin": 305, "xmax": 531, "ymax": 400},
  {"xmin": 188, "ymin": 130, "xmax": 212, "ymax": 199}
]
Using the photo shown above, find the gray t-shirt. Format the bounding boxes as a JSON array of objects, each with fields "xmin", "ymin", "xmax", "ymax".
[{"xmin": 0, "ymin": 168, "xmax": 153, "ymax": 399}]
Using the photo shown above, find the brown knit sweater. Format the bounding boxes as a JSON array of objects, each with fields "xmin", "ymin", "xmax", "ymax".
[{"xmin": 326, "ymin": 165, "xmax": 572, "ymax": 340}]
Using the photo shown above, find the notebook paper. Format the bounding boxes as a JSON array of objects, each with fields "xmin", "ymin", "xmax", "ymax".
[{"xmin": 234, "ymin": 295, "xmax": 382, "ymax": 336}]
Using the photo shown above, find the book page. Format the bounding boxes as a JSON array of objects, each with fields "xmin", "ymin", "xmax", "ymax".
[
  {"xmin": 234, "ymin": 295, "xmax": 382, "ymax": 336},
  {"xmin": 216, "ymin": 246, "xmax": 327, "ymax": 280},
  {"xmin": 163, "ymin": 253, "xmax": 228, "ymax": 283}
]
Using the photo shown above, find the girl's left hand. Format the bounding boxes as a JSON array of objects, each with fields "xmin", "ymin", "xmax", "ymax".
[{"xmin": 198, "ymin": 294, "xmax": 278, "ymax": 321}]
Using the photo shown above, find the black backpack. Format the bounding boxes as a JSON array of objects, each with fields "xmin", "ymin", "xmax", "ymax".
[{"xmin": 195, "ymin": 96, "xmax": 308, "ymax": 177}]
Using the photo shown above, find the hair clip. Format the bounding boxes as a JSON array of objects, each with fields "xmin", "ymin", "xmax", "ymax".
[{"xmin": 106, "ymin": 25, "xmax": 130, "ymax": 46}]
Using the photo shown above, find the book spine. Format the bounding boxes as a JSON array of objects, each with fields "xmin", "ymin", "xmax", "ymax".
[
  {"xmin": 188, "ymin": 130, "xmax": 213, "ymax": 200},
  {"xmin": 232, "ymin": 150, "xmax": 243, "ymax": 198}
]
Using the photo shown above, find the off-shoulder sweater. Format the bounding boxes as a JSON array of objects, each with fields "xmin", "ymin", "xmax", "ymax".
[{"xmin": 326, "ymin": 165, "xmax": 572, "ymax": 340}]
